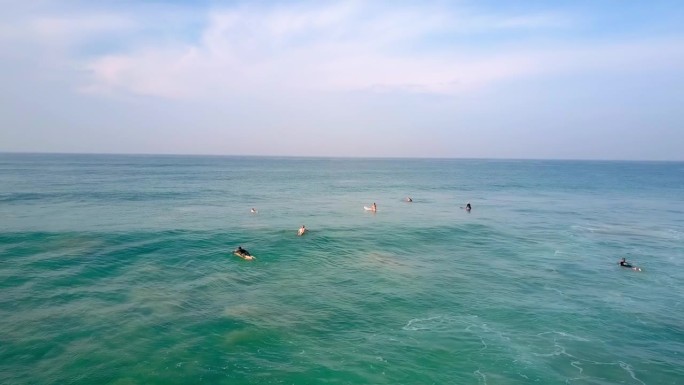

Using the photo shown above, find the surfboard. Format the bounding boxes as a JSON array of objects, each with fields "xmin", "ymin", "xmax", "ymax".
[
  {"xmin": 364, "ymin": 206, "xmax": 376, "ymax": 211},
  {"xmin": 234, "ymin": 252, "xmax": 255, "ymax": 261}
]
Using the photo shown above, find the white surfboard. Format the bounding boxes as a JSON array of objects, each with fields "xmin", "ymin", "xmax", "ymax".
[{"xmin": 234, "ymin": 252, "xmax": 256, "ymax": 261}]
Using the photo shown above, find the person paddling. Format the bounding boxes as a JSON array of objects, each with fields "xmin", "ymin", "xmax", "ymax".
[
  {"xmin": 234, "ymin": 246, "xmax": 256, "ymax": 260},
  {"xmin": 618, "ymin": 257, "xmax": 641, "ymax": 271},
  {"xmin": 234, "ymin": 246, "xmax": 252, "ymax": 258}
]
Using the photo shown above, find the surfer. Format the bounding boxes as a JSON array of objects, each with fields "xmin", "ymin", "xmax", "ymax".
[
  {"xmin": 363, "ymin": 202, "xmax": 378, "ymax": 212},
  {"xmin": 234, "ymin": 246, "xmax": 252, "ymax": 258},
  {"xmin": 250, "ymin": 208, "xmax": 257, "ymax": 214},
  {"xmin": 618, "ymin": 257, "xmax": 641, "ymax": 271},
  {"xmin": 618, "ymin": 257, "xmax": 633, "ymax": 268},
  {"xmin": 465, "ymin": 202, "xmax": 472, "ymax": 211},
  {"xmin": 298, "ymin": 225, "xmax": 307, "ymax": 236},
  {"xmin": 405, "ymin": 197, "xmax": 413, "ymax": 202}
]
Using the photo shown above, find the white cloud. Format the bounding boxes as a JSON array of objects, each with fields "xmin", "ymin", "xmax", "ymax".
[
  {"xmin": 4, "ymin": 2, "xmax": 684, "ymax": 104},
  {"xmin": 72, "ymin": 3, "xmax": 583, "ymax": 99}
]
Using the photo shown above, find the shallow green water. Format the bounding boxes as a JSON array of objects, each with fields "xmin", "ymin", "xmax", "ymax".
[{"xmin": 1, "ymin": 154, "xmax": 682, "ymax": 384}]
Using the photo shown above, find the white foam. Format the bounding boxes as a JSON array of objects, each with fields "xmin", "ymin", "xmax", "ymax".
[
  {"xmin": 618, "ymin": 361, "xmax": 646, "ymax": 385},
  {"xmin": 570, "ymin": 360, "xmax": 583, "ymax": 374},
  {"xmin": 402, "ymin": 314, "xmax": 479, "ymax": 332},
  {"xmin": 402, "ymin": 316, "xmax": 444, "ymax": 331},
  {"xmin": 479, "ymin": 337, "xmax": 487, "ymax": 352},
  {"xmin": 536, "ymin": 331, "xmax": 589, "ymax": 342},
  {"xmin": 474, "ymin": 369, "xmax": 488, "ymax": 385}
]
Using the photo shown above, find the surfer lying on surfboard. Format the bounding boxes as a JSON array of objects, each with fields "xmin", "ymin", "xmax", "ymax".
[
  {"xmin": 618, "ymin": 257, "xmax": 641, "ymax": 271},
  {"xmin": 234, "ymin": 246, "xmax": 255, "ymax": 260}
]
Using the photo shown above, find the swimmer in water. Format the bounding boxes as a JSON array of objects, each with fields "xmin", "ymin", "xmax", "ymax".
[
  {"xmin": 297, "ymin": 225, "xmax": 307, "ymax": 236},
  {"xmin": 465, "ymin": 202, "xmax": 472, "ymax": 211}
]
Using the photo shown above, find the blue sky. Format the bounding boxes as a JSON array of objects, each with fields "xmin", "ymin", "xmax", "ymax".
[{"xmin": 1, "ymin": 0, "xmax": 683, "ymax": 160}]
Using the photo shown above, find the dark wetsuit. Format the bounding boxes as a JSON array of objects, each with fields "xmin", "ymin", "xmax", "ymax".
[
  {"xmin": 235, "ymin": 247, "xmax": 251, "ymax": 257},
  {"xmin": 619, "ymin": 261, "xmax": 633, "ymax": 268}
]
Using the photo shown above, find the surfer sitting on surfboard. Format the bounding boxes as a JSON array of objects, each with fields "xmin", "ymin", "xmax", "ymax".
[
  {"xmin": 298, "ymin": 225, "xmax": 307, "ymax": 236},
  {"xmin": 465, "ymin": 202, "xmax": 472, "ymax": 211}
]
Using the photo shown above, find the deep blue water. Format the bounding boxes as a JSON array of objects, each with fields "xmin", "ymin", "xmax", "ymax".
[{"xmin": 1, "ymin": 153, "xmax": 683, "ymax": 384}]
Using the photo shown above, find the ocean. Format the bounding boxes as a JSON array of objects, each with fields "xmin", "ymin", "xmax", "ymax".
[{"xmin": 1, "ymin": 153, "xmax": 682, "ymax": 384}]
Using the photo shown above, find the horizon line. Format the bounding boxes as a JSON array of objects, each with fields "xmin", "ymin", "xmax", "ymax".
[{"xmin": 1, "ymin": 151, "xmax": 682, "ymax": 163}]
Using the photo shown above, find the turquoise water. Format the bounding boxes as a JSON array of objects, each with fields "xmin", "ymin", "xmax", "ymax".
[{"xmin": 1, "ymin": 154, "xmax": 682, "ymax": 384}]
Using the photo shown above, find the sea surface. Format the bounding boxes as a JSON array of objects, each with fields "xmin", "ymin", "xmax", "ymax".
[{"xmin": 1, "ymin": 153, "xmax": 683, "ymax": 385}]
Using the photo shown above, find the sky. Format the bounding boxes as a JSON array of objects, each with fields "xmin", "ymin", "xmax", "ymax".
[{"xmin": 1, "ymin": 0, "xmax": 683, "ymax": 160}]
